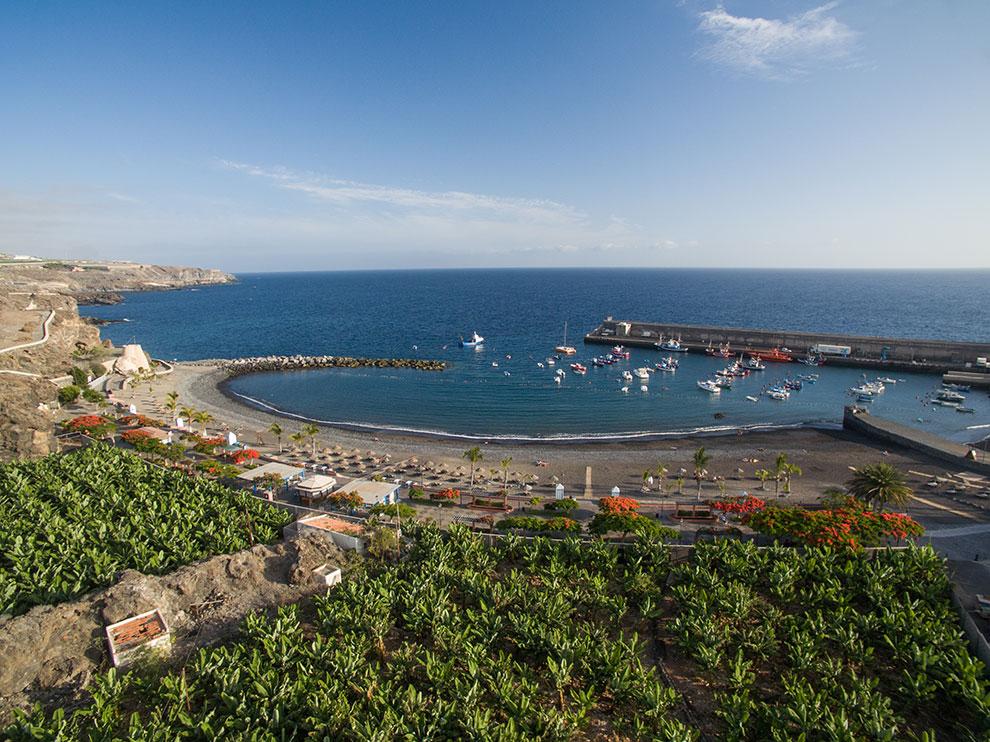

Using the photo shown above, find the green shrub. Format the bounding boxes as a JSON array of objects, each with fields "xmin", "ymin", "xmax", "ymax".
[
  {"xmin": 69, "ymin": 366, "xmax": 89, "ymax": 386},
  {"xmin": 81, "ymin": 387, "xmax": 104, "ymax": 404},
  {"xmin": 57, "ymin": 385, "xmax": 81, "ymax": 405},
  {"xmin": 544, "ymin": 497, "xmax": 579, "ymax": 513}
]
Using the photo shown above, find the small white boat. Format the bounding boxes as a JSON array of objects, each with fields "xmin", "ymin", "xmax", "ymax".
[
  {"xmin": 878, "ymin": 377, "xmax": 897, "ymax": 384},
  {"xmin": 621, "ymin": 370, "xmax": 634, "ymax": 382},
  {"xmin": 741, "ymin": 356, "xmax": 766, "ymax": 371},
  {"xmin": 697, "ymin": 379, "xmax": 720, "ymax": 394},
  {"xmin": 537, "ymin": 362, "xmax": 544, "ymax": 368},
  {"xmin": 555, "ymin": 369, "xmax": 566, "ymax": 377},
  {"xmin": 547, "ymin": 358, "xmax": 556, "ymax": 366},
  {"xmin": 503, "ymin": 371, "xmax": 511, "ymax": 376},
  {"xmin": 766, "ymin": 389, "xmax": 788, "ymax": 400},
  {"xmin": 620, "ymin": 386, "xmax": 629, "ymax": 393},
  {"xmin": 554, "ymin": 376, "xmax": 562, "ymax": 385},
  {"xmin": 492, "ymin": 361, "xmax": 499, "ymax": 368},
  {"xmin": 746, "ymin": 395, "xmax": 759, "ymax": 402},
  {"xmin": 634, "ymin": 367, "xmax": 651, "ymax": 380},
  {"xmin": 460, "ymin": 332, "xmax": 485, "ymax": 347},
  {"xmin": 640, "ymin": 385, "xmax": 648, "ymax": 392}
]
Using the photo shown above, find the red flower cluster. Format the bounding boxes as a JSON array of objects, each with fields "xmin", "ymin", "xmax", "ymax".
[
  {"xmin": 121, "ymin": 429, "xmax": 155, "ymax": 444},
  {"xmin": 431, "ymin": 488, "xmax": 460, "ymax": 501},
  {"xmin": 225, "ymin": 448, "xmax": 260, "ymax": 465},
  {"xmin": 745, "ymin": 499, "xmax": 924, "ymax": 550},
  {"xmin": 712, "ymin": 495, "xmax": 766, "ymax": 514},
  {"xmin": 599, "ymin": 496, "xmax": 640, "ymax": 515},
  {"xmin": 63, "ymin": 415, "xmax": 114, "ymax": 435}
]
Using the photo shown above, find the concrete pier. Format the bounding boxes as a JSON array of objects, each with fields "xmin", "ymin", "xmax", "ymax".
[
  {"xmin": 584, "ymin": 318, "xmax": 990, "ymax": 374},
  {"xmin": 842, "ymin": 406, "xmax": 990, "ymax": 475}
]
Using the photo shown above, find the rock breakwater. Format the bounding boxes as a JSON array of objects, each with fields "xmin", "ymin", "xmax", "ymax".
[{"xmin": 219, "ymin": 355, "xmax": 446, "ymax": 377}]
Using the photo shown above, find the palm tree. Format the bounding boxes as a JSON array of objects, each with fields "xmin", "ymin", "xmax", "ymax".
[
  {"xmin": 164, "ymin": 391, "xmax": 179, "ymax": 416},
  {"xmin": 180, "ymin": 406, "xmax": 196, "ymax": 425},
  {"xmin": 642, "ymin": 470, "xmax": 652, "ymax": 492},
  {"xmin": 675, "ymin": 476, "xmax": 685, "ymax": 495},
  {"xmin": 192, "ymin": 410, "xmax": 212, "ymax": 435},
  {"xmin": 302, "ymin": 423, "xmax": 320, "ymax": 457},
  {"xmin": 846, "ymin": 463, "xmax": 913, "ymax": 511},
  {"xmin": 500, "ymin": 456, "xmax": 512, "ymax": 493},
  {"xmin": 780, "ymin": 463, "xmax": 802, "ymax": 495},
  {"xmin": 655, "ymin": 464, "xmax": 668, "ymax": 494},
  {"xmin": 773, "ymin": 453, "xmax": 789, "ymax": 496},
  {"xmin": 463, "ymin": 446, "xmax": 483, "ymax": 490},
  {"xmin": 755, "ymin": 468, "xmax": 771, "ymax": 491},
  {"xmin": 268, "ymin": 422, "xmax": 283, "ymax": 453},
  {"xmin": 289, "ymin": 431, "xmax": 306, "ymax": 451},
  {"xmin": 693, "ymin": 446, "xmax": 711, "ymax": 500}
]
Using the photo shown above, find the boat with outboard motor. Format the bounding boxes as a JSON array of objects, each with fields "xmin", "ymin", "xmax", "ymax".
[
  {"xmin": 460, "ymin": 331, "xmax": 485, "ymax": 347},
  {"xmin": 697, "ymin": 379, "xmax": 721, "ymax": 394}
]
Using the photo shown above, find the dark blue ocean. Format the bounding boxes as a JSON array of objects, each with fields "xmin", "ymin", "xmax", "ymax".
[{"xmin": 81, "ymin": 269, "xmax": 990, "ymax": 442}]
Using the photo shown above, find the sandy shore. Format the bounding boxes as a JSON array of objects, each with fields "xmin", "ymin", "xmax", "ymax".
[{"xmin": 110, "ymin": 362, "xmax": 982, "ymax": 513}]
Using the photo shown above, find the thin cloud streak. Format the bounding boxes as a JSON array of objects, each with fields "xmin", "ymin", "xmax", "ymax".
[
  {"xmin": 697, "ymin": 3, "xmax": 857, "ymax": 80},
  {"xmin": 218, "ymin": 159, "xmax": 676, "ymax": 256},
  {"xmin": 218, "ymin": 160, "xmax": 583, "ymax": 225}
]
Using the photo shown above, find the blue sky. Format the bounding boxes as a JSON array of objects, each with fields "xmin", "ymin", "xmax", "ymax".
[{"xmin": 1, "ymin": 1, "xmax": 988, "ymax": 270}]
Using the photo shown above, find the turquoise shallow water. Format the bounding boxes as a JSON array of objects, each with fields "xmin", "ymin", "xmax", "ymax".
[{"xmin": 81, "ymin": 268, "xmax": 990, "ymax": 441}]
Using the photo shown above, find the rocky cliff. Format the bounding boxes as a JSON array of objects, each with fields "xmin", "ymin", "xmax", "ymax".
[
  {"xmin": 0, "ymin": 260, "xmax": 234, "ymax": 304},
  {"xmin": 0, "ymin": 260, "xmax": 232, "ymax": 460},
  {"xmin": 0, "ymin": 292, "xmax": 107, "ymax": 461}
]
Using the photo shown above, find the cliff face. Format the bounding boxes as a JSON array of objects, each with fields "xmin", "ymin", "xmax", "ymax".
[
  {"xmin": 0, "ymin": 260, "xmax": 234, "ymax": 304},
  {"xmin": 0, "ymin": 292, "xmax": 107, "ymax": 461},
  {"xmin": 0, "ymin": 259, "xmax": 232, "ymax": 460}
]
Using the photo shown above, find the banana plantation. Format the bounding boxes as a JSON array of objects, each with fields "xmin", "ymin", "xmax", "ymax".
[
  {"xmin": 0, "ymin": 444, "xmax": 292, "ymax": 616},
  {"xmin": 7, "ymin": 526, "xmax": 989, "ymax": 740}
]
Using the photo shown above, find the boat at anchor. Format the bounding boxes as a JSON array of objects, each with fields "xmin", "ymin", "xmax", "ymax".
[{"xmin": 460, "ymin": 331, "xmax": 485, "ymax": 347}]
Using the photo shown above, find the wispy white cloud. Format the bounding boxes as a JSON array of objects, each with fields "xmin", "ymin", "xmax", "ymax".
[
  {"xmin": 697, "ymin": 3, "xmax": 857, "ymax": 80},
  {"xmin": 217, "ymin": 160, "xmax": 582, "ymax": 225},
  {"xmin": 217, "ymin": 159, "xmax": 677, "ymax": 258}
]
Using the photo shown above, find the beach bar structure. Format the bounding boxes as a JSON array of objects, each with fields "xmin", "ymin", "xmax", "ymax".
[
  {"xmin": 331, "ymin": 479, "xmax": 402, "ymax": 507},
  {"xmin": 237, "ymin": 461, "xmax": 306, "ymax": 494},
  {"xmin": 294, "ymin": 474, "xmax": 338, "ymax": 506}
]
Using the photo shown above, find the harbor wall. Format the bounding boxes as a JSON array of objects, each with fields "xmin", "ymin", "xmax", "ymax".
[
  {"xmin": 585, "ymin": 319, "xmax": 990, "ymax": 373},
  {"xmin": 842, "ymin": 406, "xmax": 990, "ymax": 476}
]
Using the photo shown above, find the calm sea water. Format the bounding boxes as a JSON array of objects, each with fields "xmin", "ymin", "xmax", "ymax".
[{"xmin": 81, "ymin": 269, "xmax": 990, "ymax": 441}]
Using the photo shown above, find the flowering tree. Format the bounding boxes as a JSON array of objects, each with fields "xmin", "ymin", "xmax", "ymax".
[
  {"xmin": 745, "ymin": 497, "xmax": 923, "ymax": 549},
  {"xmin": 711, "ymin": 495, "xmax": 766, "ymax": 515},
  {"xmin": 598, "ymin": 495, "xmax": 640, "ymax": 515}
]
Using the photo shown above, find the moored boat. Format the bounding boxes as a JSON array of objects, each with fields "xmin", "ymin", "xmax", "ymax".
[
  {"xmin": 752, "ymin": 348, "xmax": 793, "ymax": 363},
  {"xmin": 697, "ymin": 379, "xmax": 720, "ymax": 394},
  {"xmin": 460, "ymin": 331, "xmax": 485, "ymax": 347},
  {"xmin": 554, "ymin": 322, "xmax": 577, "ymax": 355}
]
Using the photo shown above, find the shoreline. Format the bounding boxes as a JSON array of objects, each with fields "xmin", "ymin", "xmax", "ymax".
[
  {"xmin": 218, "ymin": 375, "xmax": 843, "ymax": 445},
  {"xmin": 153, "ymin": 362, "xmax": 923, "ymax": 499}
]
